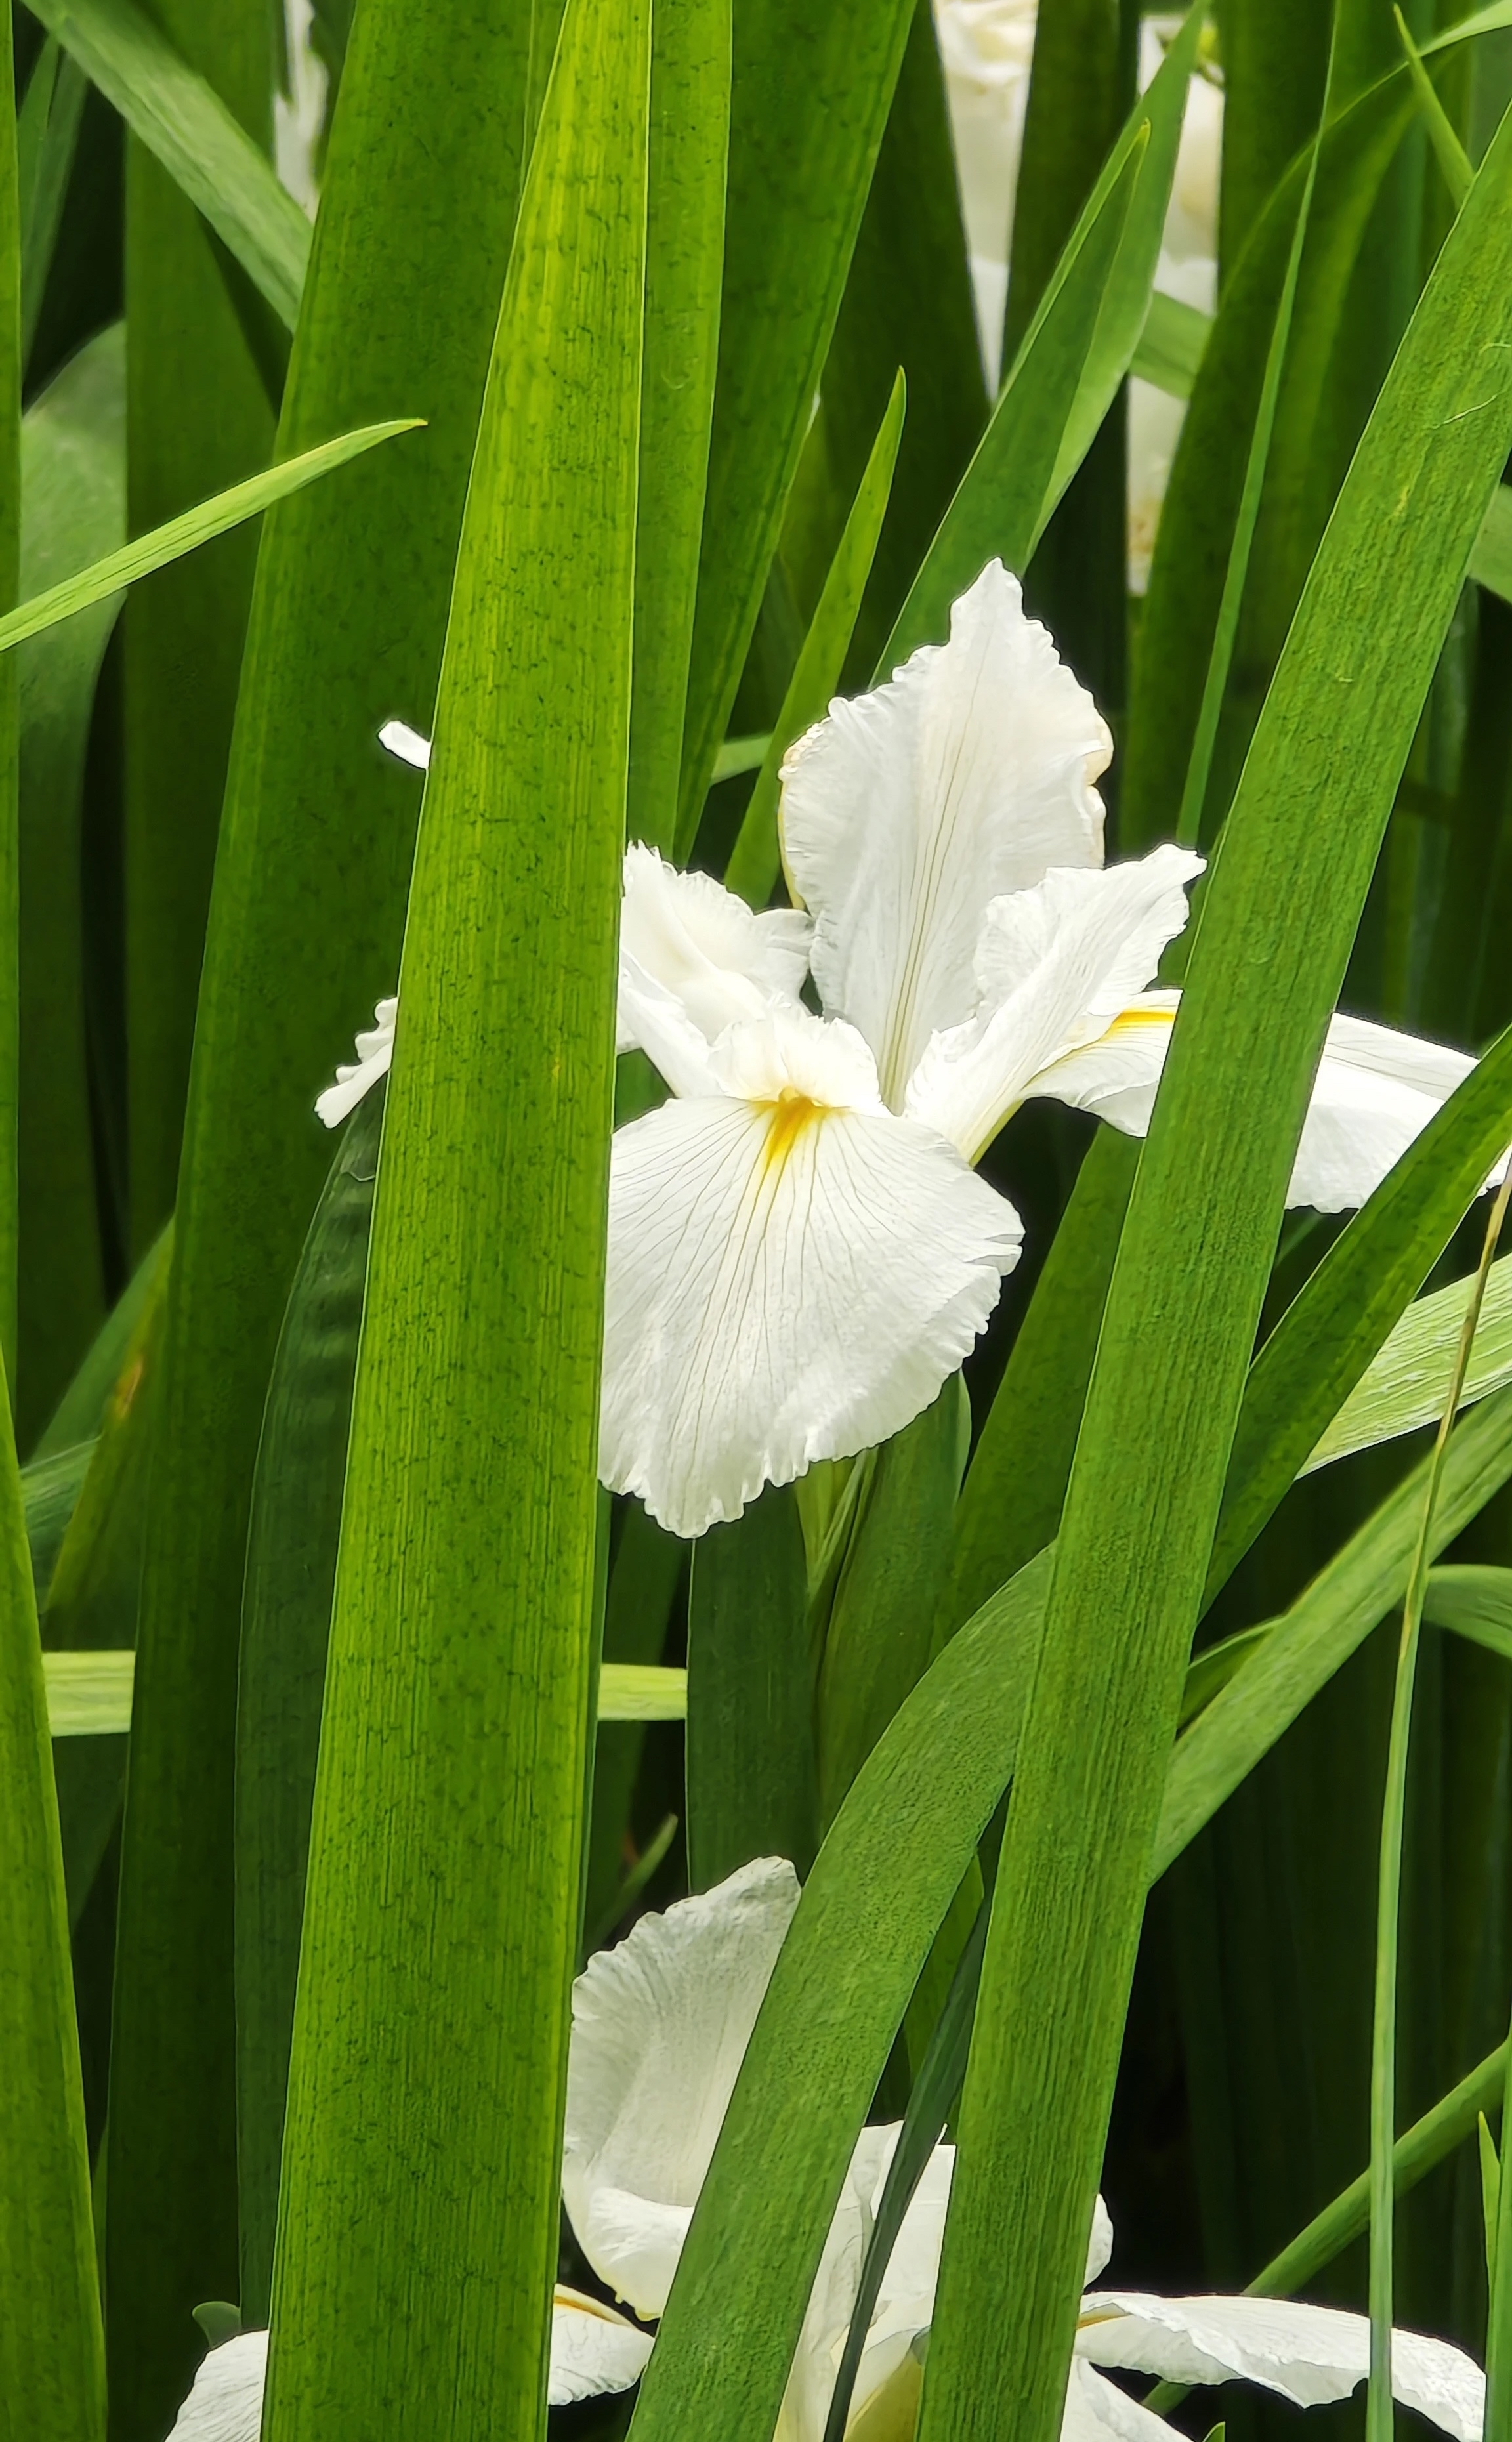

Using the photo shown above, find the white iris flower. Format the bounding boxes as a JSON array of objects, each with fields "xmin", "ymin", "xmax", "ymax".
[
  {"xmin": 165, "ymin": 1860, "xmax": 1487, "ymax": 2442},
  {"xmin": 320, "ymin": 562, "xmax": 1482, "ymax": 1541}
]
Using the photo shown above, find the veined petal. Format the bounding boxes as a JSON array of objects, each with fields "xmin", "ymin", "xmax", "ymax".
[
  {"xmin": 1076, "ymin": 2292, "xmax": 1484, "ymax": 2442},
  {"xmin": 1031, "ymin": 996, "xmax": 1488, "ymax": 1215},
  {"xmin": 1286, "ymin": 1011, "xmax": 1480, "ymax": 1213},
  {"xmin": 562, "ymin": 1859, "xmax": 801, "ymax": 2316},
  {"xmin": 904, "ymin": 850, "xmax": 1202, "ymax": 1159},
  {"xmin": 780, "ymin": 560, "xmax": 1111, "ymax": 1103},
  {"xmin": 379, "ymin": 717, "xmax": 431, "ymax": 770},
  {"xmin": 600, "ymin": 1007, "xmax": 1021, "ymax": 1537},
  {"xmin": 1062, "ymin": 2359, "xmax": 1185, "ymax": 2442},
  {"xmin": 549, "ymin": 2286, "xmax": 654, "ymax": 2407},
  {"xmin": 166, "ymin": 2332, "xmax": 266, "ymax": 2441},
  {"xmin": 315, "ymin": 995, "xmax": 397, "ymax": 1127},
  {"xmin": 620, "ymin": 843, "xmax": 811, "ymax": 1057}
]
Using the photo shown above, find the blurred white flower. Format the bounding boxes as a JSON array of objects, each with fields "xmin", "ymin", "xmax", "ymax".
[
  {"xmin": 1127, "ymin": 15, "xmax": 1222, "ymax": 591},
  {"xmin": 932, "ymin": 0, "xmax": 1221, "ymax": 583},
  {"xmin": 274, "ymin": 0, "xmax": 327, "ymax": 221},
  {"xmin": 321, "ymin": 564, "xmax": 1484, "ymax": 1542},
  {"xmin": 933, "ymin": 0, "xmax": 1038, "ymax": 385}
]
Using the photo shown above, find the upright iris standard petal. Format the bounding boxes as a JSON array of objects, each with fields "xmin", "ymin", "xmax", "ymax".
[
  {"xmin": 1076, "ymin": 2292, "xmax": 1484, "ymax": 2442},
  {"xmin": 617, "ymin": 844, "xmax": 814, "ymax": 1099},
  {"xmin": 562, "ymin": 1859, "xmax": 801, "ymax": 2316},
  {"xmin": 599, "ymin": 1007, "xmax": 1022, "ymax": 1538},
  {"xmin": 314, "ymin": 994, "xmax": 396, "ymax": 1127},
  {"xmin": 1028, "ymin": 994, "xmax": 1487, "ymax": 1213},
  {"xmin": 780, "ymin": 560, "xmax": 1111, "ymax": 1102},
  {"xmin": 904, "ymin": 848, "xmax": 1203, "ymax": 1160}
]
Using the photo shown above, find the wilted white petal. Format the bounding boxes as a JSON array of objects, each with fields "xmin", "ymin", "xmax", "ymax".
[
  {"xmin": 379, "ymin": 718, "xmax": 430, "ymax": 770},
  {"xmin": 904, "ymin": 849, "xmax": 1201, "ymax": 1159},
  {"xmin": 562, "ymin": 1859, "xmax": 801, "ymax": 2315},
  {"xmin": 549, "ymin": 2286, "xmax": 654, "ymax": 2407},
  {"xmin": 600, "ymin": 1006, "xmax": 1021, "ymax": 1537},
  {"xmin": 1061, "ymin": 2358, "xmax": 1185, "ymax": 2442},
  {"xmin": 618, "ymin": 843, "xmax": 812, "ymax": 1074},
  {"xmin": 1034, "ymin": 994, "xmax": 1486, "ymax": 1215},
  {"xmin": 780, "ymin": 561, "xmax": 1110, "ymax": 1104},
  {"xmin": 315, "ymin": 994, "xmax": 396, "ymax": 1127},
  {"xmin": 1077, "ymin": 2292, "xmax": 1484, "ymax": 2442},
  {"xmin": 165, "ymin": 2332, "xmax": 266, "ymax": 2442}
]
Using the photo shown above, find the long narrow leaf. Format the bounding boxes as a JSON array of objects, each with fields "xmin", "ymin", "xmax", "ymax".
[
  {"xmin": 265, "ymin": 3, "xmax": 647, "ymax": 2432},
  {"xmin": 921, "ymin": 100, "xmax": 1512, "ymax": 2442},
  {"xmin": 26, "ymin": 0, "xmax": 308, "ymax": 326}
]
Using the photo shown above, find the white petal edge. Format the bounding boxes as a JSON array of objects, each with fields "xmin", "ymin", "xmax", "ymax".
[
  {"xmin": 165, "ymin": 2332, "xmax": 267, "ymax": 2442},
  {"xmin": 600, "ymin": 1006, "xmax": 1022, "ymax": 1536},
  {"xmin": 618, "ymin": 843, "xmax": 812, "ymax": 1075},
  {"xmin": 780, "ymin": 560, "xmax": 1111, "ymax": 1105},
  {"xmin": 549, "ymin": 2286, "xmax": 654, "ymax": 2407},
  {"xmin": 1077, "ymin": 2291, "xmax": 1484, "ymax": 2442},
  {"xmin": 1085, "ymin": 2193, "xmax": 1115, "ymax": 2288},
  {"xmin": 1028, "ymin": 994, "xmax": 1488, "ymax": 1216},
  {"xmin": 1061, "ymin": 2357, "xmax": 1186, "ymax": 2442},
  {"xmin": 379, "ymin": 717, "xmax": 430, "ymax": 769},
  {"xmin": 904, "ymin": 849, "xmax": 1202, "ymax": 1160},
  {"xmin": 562, "ymin": 1858, "xmax": 801, "ymax": 2316},
  {"xmin": 315, "ymin": 994, "xmax": 396, "ymax": 1127}
]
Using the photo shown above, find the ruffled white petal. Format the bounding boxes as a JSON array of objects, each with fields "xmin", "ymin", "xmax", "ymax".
[
  {"xmin": 562, "ymin": 1859, "xmax": 801, "ymax": 2316},
  {"xmin": 379, "ymin": 718, "xmax": 430, "ymax": 770},
  {"xmin": 1077, "ymin": 2292, "xmax": 1484, "ymax": 2442},
  {"xmin": 600, "ymin": 1006, "xmax": 1021, "ymax": 1537},
  {"xmin": 1061, "ymin": 2358, "xmax": 1185, "ymax": 2442},
  {"xmin": 1031, "ymin": 996, "xmax": 1488, "ymax": 1215},
  {"xmin": 619, "ymin": 844, "xmax": 811, "ymax": 1070},
  {"xmin": 549, "ymin": 2286, "xmax": 654, "ymax": 2406},
  {"xmin": 315, "ymin": 995, "xmax": 396, "ymax": 1127},
  {"xmin": 904, "ymin": 850, "xmax": 1202, "ymax": 1160},
  {"xmin": 166, "ymin": 2332, "xmax": 266, "ymax": 2442},
  {"xmin": 780, "ymin": 560, "xmax": 1111, "ymax": 1104}
]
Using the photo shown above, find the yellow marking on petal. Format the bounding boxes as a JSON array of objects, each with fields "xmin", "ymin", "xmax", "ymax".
[
  {"xmin": 1076, "ymin": 2306, "xmax": 1130, "ymax": 2330},
  {"xmin": 761, "ymin": 1088, "xmax": 824, "ymax": 1175},
  {"xmin": 553, "ymin": 2284, "xmax": 631, "ymax": 2326},
  {"xmin": 1102, "ymin": 1003, "xmax": 1176, "ymax": 1036}
]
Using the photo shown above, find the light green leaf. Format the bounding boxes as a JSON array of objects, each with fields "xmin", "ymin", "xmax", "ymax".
[
  {"xmin": 265, "ymin": 1, "xmax": 648, "ymax": 2433},
  {"xmin": 26, "ymin": 0, "xmax": 309, "ymax": 327},
  {"xmin": 1305, "ymin": 1248, "xmax": 1512, "ymax": 1475},
  {"xmin": 1470, "ymin": 483, "xmax": 1512, "ymax": 601},
  {"xmin": 1395, "ymin": 3, "xmax": 1473, "ymax": 206},
  {"xmin": 1131, "ymin": 287, "xmax": 1211, "ymax": 398},
  {"xmin": 42, "ymin": 1645, "xmax": 133, "ymax": 1735},
  {"xmin": 598, "ymin": 1664, "xmax": 688, "ymax": 1722},
  {"xmin": 0, "ymin": 417, "xmax": 421, "ymax": 656}
]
